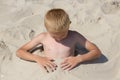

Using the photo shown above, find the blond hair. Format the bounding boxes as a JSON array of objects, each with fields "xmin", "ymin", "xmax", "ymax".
[{"xmin": 44, "ymin": 9, "xmax": 70, "ymax": 33}]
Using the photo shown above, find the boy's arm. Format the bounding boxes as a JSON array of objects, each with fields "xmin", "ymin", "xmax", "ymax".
[
  {"xmin": 16, "ymin": 33, "xmax": 57, "ymax": 72},
  {"xmin": 16, "ymin": 34, "xmax": 43, "ymax": 62},
  {"xmin": 60, "ymin": 32, "xmax": 101, "ymax": 71},
  {"xmin": 75, "ymin": 32, "xmax": 101, "ymax": 63}
]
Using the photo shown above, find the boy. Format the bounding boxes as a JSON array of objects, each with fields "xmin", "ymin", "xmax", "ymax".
[{"xmin": 16, "ymin": 8, "xmax": 101, "ymax": 73}]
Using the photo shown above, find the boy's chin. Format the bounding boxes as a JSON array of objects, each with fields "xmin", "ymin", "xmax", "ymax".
[{"xmin": 55, "ymin": 38, "xmax": 66, "ymax": 41}]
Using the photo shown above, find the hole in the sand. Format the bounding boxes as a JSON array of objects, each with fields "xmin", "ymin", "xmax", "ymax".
[
  {"xmin": 101, "ymin": 1, "xmax": 120, "ymax": 14},
  {"xmin": 27, "ymin": 44, "xmax": 43, "ymax": 53},
  {"xmin": 0, "ymin": 41, "xmax": 7, "ymax": 49},
  {"xmin": 29, "ymin": 29, "xmax": 35, "ymax": 40}
]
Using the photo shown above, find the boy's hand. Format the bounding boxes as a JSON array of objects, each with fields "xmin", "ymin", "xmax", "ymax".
[
  {"xmin": 60, "ymin": 56, "xmax": 80, "ymax": 71},
  {"xmin": 35, "ymin": 56, "xmax": 57, "ymax": 73}
]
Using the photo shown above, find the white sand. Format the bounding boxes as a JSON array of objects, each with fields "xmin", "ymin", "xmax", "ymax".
[{"xmin": 0, "ymin": 0, "xmax": 120, "ymax": 80}]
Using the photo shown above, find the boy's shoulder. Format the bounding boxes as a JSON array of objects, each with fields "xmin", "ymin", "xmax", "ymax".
[
  {"xmin": 69, "ymin": 30, "xmax": 86, "ymax": 40},
  {"xmin": 33, "ymin": 32, "xmax": 48, "ymax": 40},
  {"xmin": 36, "ymin": 32, "xmax": 48, "ymax": 37},
  {"xmin": 69, "ymin": 30, "xmax": 83, "ymax": 36}
]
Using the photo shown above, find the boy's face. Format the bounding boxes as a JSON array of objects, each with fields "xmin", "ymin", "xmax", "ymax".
[{"xmin": 49, "ymin": 30, "xmax": 68, "ymax": 41}]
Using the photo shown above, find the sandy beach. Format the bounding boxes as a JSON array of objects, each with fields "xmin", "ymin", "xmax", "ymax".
[{"xmin": 0, "ymin": 0, "xmax": 120, "ymax": 80}]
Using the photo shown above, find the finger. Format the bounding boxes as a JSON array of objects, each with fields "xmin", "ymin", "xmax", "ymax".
[
  {"xmin": 62, "ymin": 64, "xmax": 71, "ymax": 70},
  {"xmin": 61, "ymin": 62, "xmax": 69, "ymax": 68},
  {"xmin": 46, "ymin": 62, "xmax": 56, "ymax": 71},
  {"xmin": 48, "ymin": 61, "xmax": 57, "ymax": 67},
  {"xmin": 66, "ymin": 65, "xmax": 74, "ymax": 71},
  {"xmin": 61, "ymin": 59, "xmax": 68, "ymax": 64},
  {"xmin": 46, "ymin": 62, "xmax": 57, "ymax": 72},
  {"xmin": 44, "ymin": 65, "xmax": 52, "ymax": 73},
  {"xmin": 39, "ymin": 65, "xmax": 48, "ymax": 73},
  {"xmin": 47, "ymin": 58, "xmax": 57, "ymax": 67}
]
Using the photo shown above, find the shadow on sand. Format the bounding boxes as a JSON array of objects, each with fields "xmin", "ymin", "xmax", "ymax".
[{"xmin": 75, "ymin": 46, "xmax": 108, "ymax": 64}]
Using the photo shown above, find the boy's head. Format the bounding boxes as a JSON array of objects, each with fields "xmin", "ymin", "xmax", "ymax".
[{"xmin": 44, "ymin": 8, "xmax": 71, "ymax": 33}]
